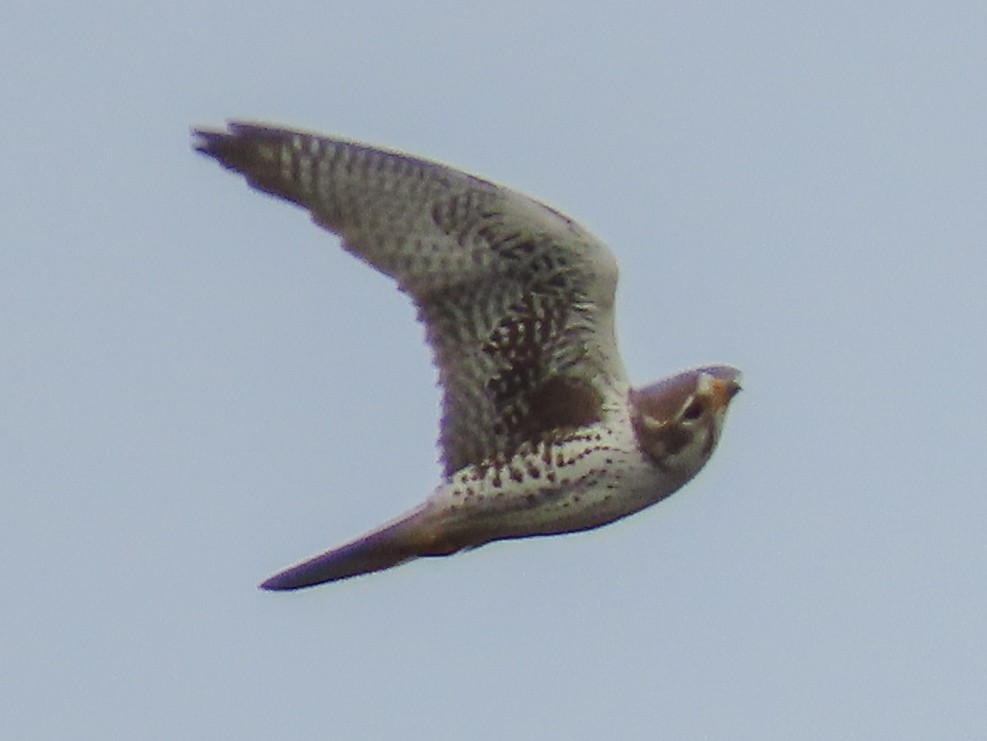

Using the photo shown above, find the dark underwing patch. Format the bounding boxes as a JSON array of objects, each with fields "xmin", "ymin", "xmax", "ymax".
[{"xmin": 526, "ymin": 375, "xmax": 603, "ymax": 434}]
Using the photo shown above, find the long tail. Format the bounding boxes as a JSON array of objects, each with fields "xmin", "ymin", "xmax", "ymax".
[{"xmin": 259, "ymin": 504, "xmax": 455, "ymax": 591}]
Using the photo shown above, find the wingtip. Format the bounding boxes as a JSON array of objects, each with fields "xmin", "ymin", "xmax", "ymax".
[
  {"xmin": 190, "ymin": 121, "xmax": 306, "ymax": 181},
  {"xmin": 188, "ymin": 120, "xmax": 246, "ymax": 151},
  {"xmin": 190, "ymin": 127, "xmax": 222, "ymax": 161}
]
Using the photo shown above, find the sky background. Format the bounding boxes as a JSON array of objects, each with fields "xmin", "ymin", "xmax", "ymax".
[{"xmin": 3, "ymin": 2, "xmax": 986, "ymax": 739}]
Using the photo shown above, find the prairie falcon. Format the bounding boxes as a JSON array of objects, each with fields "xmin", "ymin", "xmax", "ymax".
[{"xmin": 193, "ymin": 122, "xmax": 742, "ymax": 590}]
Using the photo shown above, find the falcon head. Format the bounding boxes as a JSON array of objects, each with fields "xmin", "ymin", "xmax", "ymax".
[{"xmin": 630, "ymin": 365, "xmax": 742, "ymax": 484}]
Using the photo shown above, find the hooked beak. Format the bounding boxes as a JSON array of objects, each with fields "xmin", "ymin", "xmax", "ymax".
[{"xmin": 709, "ymin": 375, "xmax": 742, "ymax": 412}]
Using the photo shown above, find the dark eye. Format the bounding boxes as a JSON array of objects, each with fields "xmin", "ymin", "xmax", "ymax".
[{"xmin": 682, "ymin": 400, "xmax": 704, "ymax": 421}]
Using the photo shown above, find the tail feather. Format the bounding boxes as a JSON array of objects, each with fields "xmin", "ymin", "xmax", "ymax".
[{"xmin": 259, "ymin": 504, "xmax": 445, "ymax": 591}]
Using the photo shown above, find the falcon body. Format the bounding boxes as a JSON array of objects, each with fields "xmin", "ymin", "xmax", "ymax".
[{"xmin": 193, "ymin": 123, "xmax": 741, "ymax": 590}]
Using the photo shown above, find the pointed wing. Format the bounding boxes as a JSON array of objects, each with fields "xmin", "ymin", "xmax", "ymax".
[{"xmin": 194, "ymin": 122, "xmax": 629, "ymax": 475}]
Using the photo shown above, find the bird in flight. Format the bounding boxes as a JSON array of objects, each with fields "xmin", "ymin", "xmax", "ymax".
[{"xmin": 193, "ymin": 122, "xmax": 742, "ymax": 590}]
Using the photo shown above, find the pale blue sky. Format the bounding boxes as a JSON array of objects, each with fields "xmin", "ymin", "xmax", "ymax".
[{"xmin": 3, "ymin": 2, "xmax": 986, "ymax": 738}]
